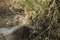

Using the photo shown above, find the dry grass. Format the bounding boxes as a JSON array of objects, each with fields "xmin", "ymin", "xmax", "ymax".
[{"xmin": 0, "ymin": 0, "xmax": 60, "ymax": 40}]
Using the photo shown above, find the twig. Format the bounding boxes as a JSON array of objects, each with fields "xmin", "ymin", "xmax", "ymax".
[{"xmin": 33, "ymin": 21, "xmax": 54, "ymax": 40}]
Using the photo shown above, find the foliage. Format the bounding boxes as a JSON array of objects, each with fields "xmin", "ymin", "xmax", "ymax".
[
  {"xmin": 18, "ymin": 0, "xmax": 60, "ymax": 40},
  {"xmin": 0, "ymin": 0, "xmax": 60, "ymax": 40}
]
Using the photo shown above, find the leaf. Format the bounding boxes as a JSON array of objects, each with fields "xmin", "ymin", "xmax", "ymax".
[
  {"xmin": 24, "ymin": 1, "xmax": 31, "ymax": 10},
  {"xmin": 18, "ymin": 0, "xmax": 22, "ymax": 3}
]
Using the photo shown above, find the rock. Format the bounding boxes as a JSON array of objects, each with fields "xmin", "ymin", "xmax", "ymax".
[{"xmin": 0, "ymin": 25, "xmax": 38, "ymax": 40}]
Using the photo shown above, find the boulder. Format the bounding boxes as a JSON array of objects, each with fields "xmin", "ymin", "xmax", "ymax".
[{"xmin": 0, "ymin": 25, "xmax": 38, "ymax": 40}]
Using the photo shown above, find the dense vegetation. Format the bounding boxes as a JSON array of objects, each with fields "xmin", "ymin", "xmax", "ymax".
[{"xmin": 0, "ymin": 0, "xmax": 60, "ymax": 40}]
